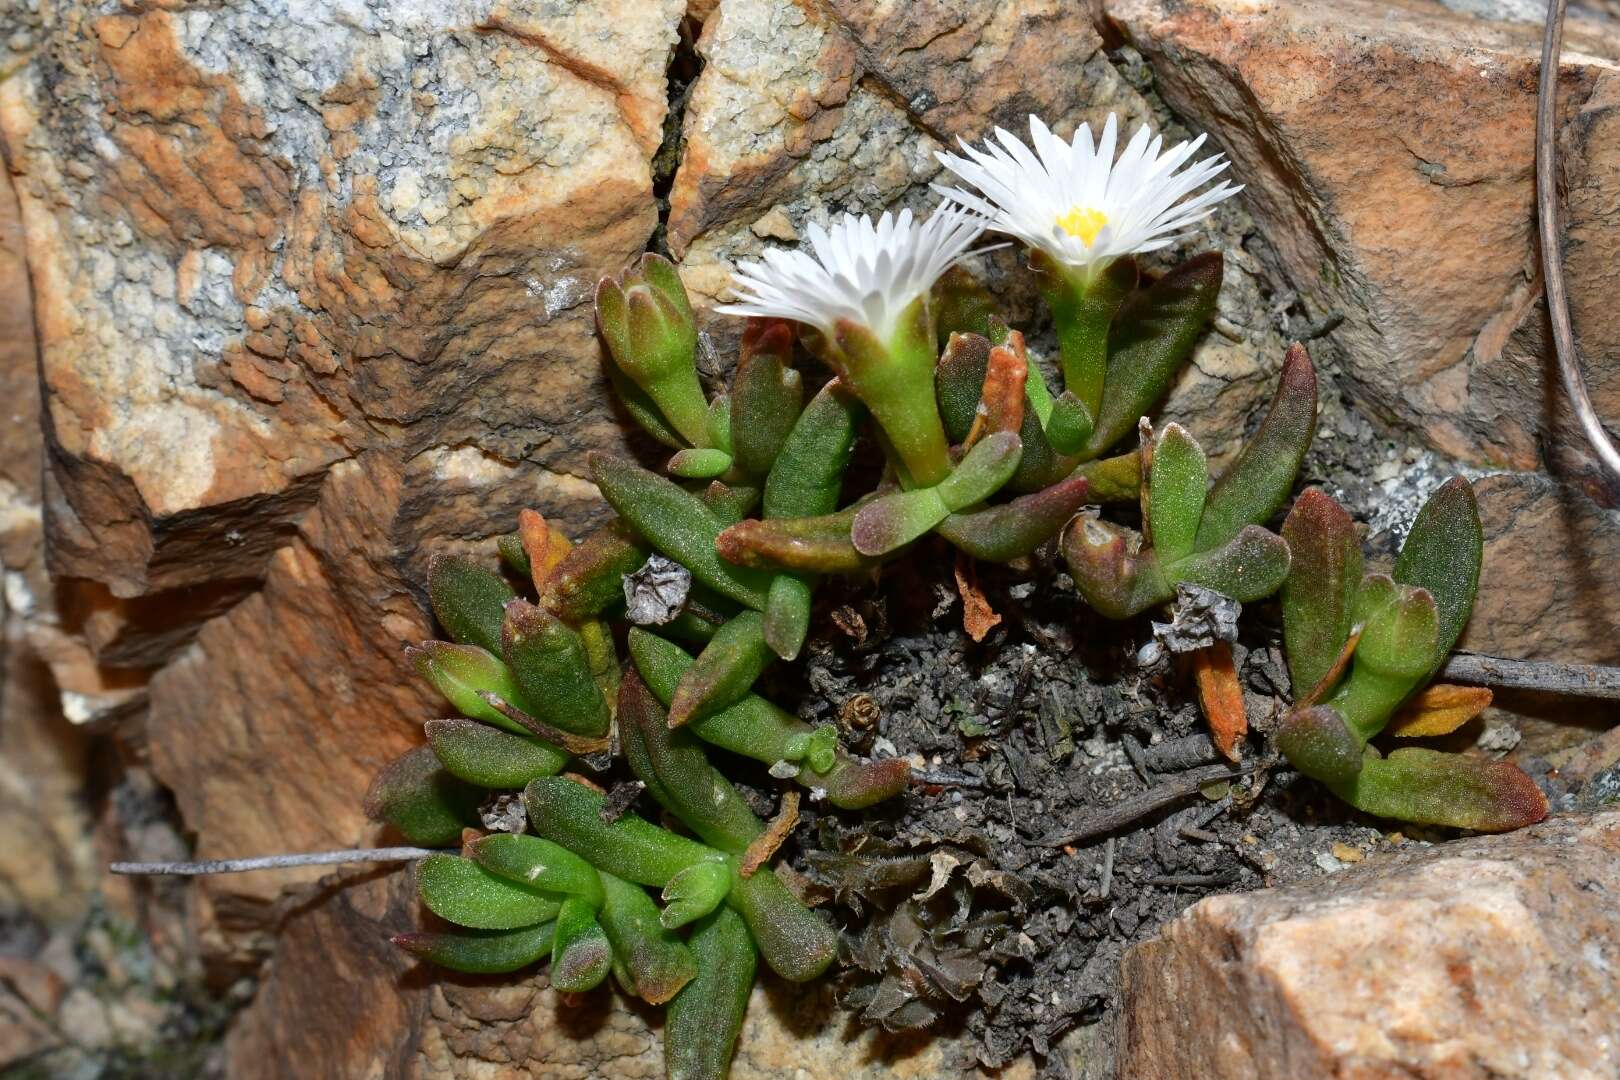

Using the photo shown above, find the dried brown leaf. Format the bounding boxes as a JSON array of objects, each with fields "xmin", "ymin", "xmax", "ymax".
[
  {"xmin": 1194, "ymin": 642, "xmax": 1247, "ymax": 762},
  {"xmin": 1387, "ymin": 683, "xmax": 1493, "ymax": 738}
]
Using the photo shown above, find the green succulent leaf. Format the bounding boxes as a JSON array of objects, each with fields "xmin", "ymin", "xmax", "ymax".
[
  {"xmin": 669, "ymin": 612, "xmax": 774, "ymax": 728},
  {"xmin": 1277, "ymin": 705, "xmax": 1364, "ymax": 786},
  {"xmin": 539, "ymin": 520, "xmax": 649, "ymax": 623},
  {"xmin": 501, "ymin": 600, "xmax": 611, "ymax": 738},
  {"xmin": 763, "ymin": 379, "xmax": 865, "ymax": 520},
  {"xmin": 931, "ymin": 265, "xmax": 1002, "ymax": 347},
  {"xmin": 935, "ymin": 332, "xmax": 994, "ymax": 444},
  {"xmin": 1329, "ymin": 747, "xmax": 1548, "ymax": 832},
  {"xmin": 1086, "ymin": 252, "xmax": 1223, "ymax": 458},
  {"xmin": 596, "ymin": 254, "xmax": 709, "ymax": 447},
  {"xmin": 668, "ymin": 448, "xmax": 734, "ymax": 480},
  {"xmin": 1353, "ymin": 576, "xmax": 1441, "ymax": 683},
  {"xmin": 1060, "ymin": 514, "xmax": 1167, "ymax": 620},
  {"xmin": 551, "ymin": 896, "xmax": 613, "ymax": 993},
  {"xmin": 627, "ymin": 629, "xmax": 909, "ymax": 809},
  {"xmin": 409, "ymin": 641, "xmax": 533, "ymax": 735},
  {"xmin": 1171, "ymin": 524, "xmax": 1291, "ymax": 604},
  {"xmin": 762, "ymin": 573, "xmax": 814, "ymax": 662},
  {"xmin": 605, "ymin": 360, "xmax": 687, "ymax": 450},
  {"xmin": 1393, "ymin": 476, "xmax": 1483, "ymax": 676},
  {"xmin": 729, "ymin": 321, "xmax": 804, "ymax": 479},
  {"xmin": 496, "ymin": 533, "xmax": 531, "ymax": 577},
  {"xmin": 392, "ymin": 922, "xmax": 557, "ymax": 975},
  {"xmin": 1044, "ymin": 391, "xmax": 1094, "ymax": 457},
  {"xmin": 591, "ymin": 453, "xmax": 773, "ymax": 610},
  {"xmin": 523, "ymin": 777, "xmax": 725, "ymax": 888},
  {"xmin": 715, "ymin": 507, "xmax": 876, "ymax": 575},
  {"xmin": 1280, "ymin": 489, "xmax": 1364, "ymax": 697},
  {"xmin": 470, "ymin": 834, "xmax": 605, "ymax": 908},
  {"xmin": 664, "ymin": 907, "xmax": 758, "ymax": 1080},
  {"xmin": 850, "ymin": 432, "xmax": 1023, "ymax": 556},
  {"xmin": 427, "ymin": 554, "xmax": 516, "ymax": 656},
  {"xmin": 619, "ymin": 672, "xmax": 764, "ymax": 854},
  {"xmin": 424, "ymin": 719, "xmax": 567, "ymax": 788},
  {"xmin": 935, "ymin": 470, "xmax": 1091, "ymax": 563},
  {"xmin": 1194, "ymin": 343, "xmax": 1318, "ymax": 551},
  {"xmin": 415, "ymin": 854, "xmax": 562, "ymax": 930},
  {"xmin": 1147, "ymin": 422, "xmax": 1208, "ymax": 565},
  {"xmin": 363, "ymin": 745, "xmax": 483, "ymax": 846},
  {"xmin": 597, "ymin": 871, "xmax": 697, "ymax": 1004},
  {"xmin": 660, "ymin": 861, "xmax": 733, "ymax": 930},
  {"xmin": 725, "ymin": 859, "xmax": 836, "ymax": 983}
]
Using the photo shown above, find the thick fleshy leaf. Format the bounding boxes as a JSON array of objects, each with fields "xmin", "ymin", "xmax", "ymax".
[
  {"xmin": 469, "ymin": 834, "xmax": 605, "ymax": 908},
  {"xmin": 1277, "ymin": 705, "xmax": 1364, "ymax": 786},
  {"xmin": 496, "ymin": 533, "xmax": 531, "ymax": 577},
  {"xmin": 427, "ymin": 554, "xmax": 516, "ymax": 655},
  {"xmin": 849, "ymin": 486, "xmax": 948, "ymax": 557},
  {"xmin": 763, "ymin": 379, "xmax": 864, "ymax": 520},
  {"xmin": 605, "ymin": 360, "xmax": 686, "ymax": 449},
  {"xmin": 707, "ymin": 394, "xmax": 733, "ymax": 456},
  {"xmin": 715, "ymin": 508, "xmax": 875, "ymax": 575},
  {"xmin": 415, "ymin": 854, "xmax": 562, "ymax": 930},
  {"xmin": 931, "ymin": 264, "xmax": 1001, "ymax": 346},
  {"xmin": 701, "ymin": 480, "xmax": 761, "ymax": 526},
  {"xmin": 551, "ymin": 896, "xmax": 613, "ymax": 993},
  {"xmin": 392, "ymin": 922, "xmax": 557, "ymax": 975},
  {"xmin": 1086, "ymin": 253, "xmax": 1223, "ymax": 458},
  {"xmin": 597, "ymin": 871, "xmax": 697, "ymax": 1004},
  {"xmin": 664, "ymin": 907, "xmax": 757, "ymax": 1080},
  {"xmin": 1060, "ymin": 514, "xmax": 1167, "ymax": 619},
  {"xmin": 725, "ymin": 858, "xmax": 837, "ymax": 982},
  {"xmin": 1146, "ymin": 423, "xmax": 1208, "ymax": 565},
  {"xmin": 730, "ymin": 321, "xmax": 803, "ymax": 479},
  {"xmin": 1036, "ymin": 252, "xmax": 1137, "ymax": 418},
  {"xmin": 1044, "ymin": 391, "xmax": 1094, "ymax": 457},
  {"xmin": 668, "ymin": 448, "xmax": 733, "ymax": 479},
  {"xmin": 363, "ymin": 746, "xmax": 483, "ymax": 846},
  {"xmin": 539, "ymin": 520, "xmax": 649, "ymax": 623},
  {"xmin": 1076, "ymin": 450, "xmax": 1142, "ymax": 504},
  {"xmin": 1172, "ymin": 525, "xmax": 1291, "ymax": 604},
  {"xmin": 763, "ymin": 573, "xmax": 813, "ymax": 661},
  {"xmin": 660, "ymin": 861, "xmax": 733, "ymax": 930},
  {"xmin": 936, "ymin": 332, "xmax": 993, "ymax": 443},
  {"xmin": 425, "ymin": 719, "xmax": 567, "ymax": 788},
  {"xmin": 627, "ymin": 629, "xmax": 909, "ymax": 809},
  {"xmin": 523, "ymin": 777, "xmax": 725, "ymax": 888},
  {"xmin": 1331, "ymin": 747, "xmax": 1548, "ymax": 832},
  {"xmin": 591, "ymin": 453, "xmax": 773, "ymax": 610},
  {"xmin": 1393, "ymin": 477, "xmax": 1483, "ymax": 675},
  {"xmin": 618, "ymin": 673, "xmax": 763, "ymax": 854},
  {"xmin": 1280, "ymin": 488, "xmax": 1364, "ymax": 697},
  {"xmin": 1353, "ymin": 576, "xmax": 1440, "ymax": 682},
  {"xmin": 1195, "ymin": 344, "xmax": 1318, "ymax": 550},
  {"xmin": 851, "ymin": 432, "xmax": 1023, "ymax": 555},
  {"xmin": 935, "ymin": 471, "xmax": 1091, "ymax": 562},
  {"xmin": 669, "ymin": 612, "xmax": 774, "ymax": 728},
  {"xmin": 501, "ymin": 600, "xmax": 611, "ymax": 737},
  {"xmin": 409, "ymin": 641, "xmax": 533, "ymax": 735}
]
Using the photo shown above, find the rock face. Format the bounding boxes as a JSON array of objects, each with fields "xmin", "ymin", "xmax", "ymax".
[
  {"xmin": 1104, "ymin": 0, "xmax": 1620, "ymax": 489},
  {"xmin": 1118, "ymin": 811, "xmax": 1620, "ymax": 1080},
  {"xmin": 3, "ymin": 0, "xmax": 1620, "ymax": 1077}
]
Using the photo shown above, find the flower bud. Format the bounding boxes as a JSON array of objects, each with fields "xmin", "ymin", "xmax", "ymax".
[{"xmin": 596, "ymin": 253, "xmax": 710, "ymax": 446}]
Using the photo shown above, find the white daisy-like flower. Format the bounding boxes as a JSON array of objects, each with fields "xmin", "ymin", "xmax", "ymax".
[
  {"xmin": 716, "ymin": 208, "xmax": 986, "ymax": 343},
  {"xmin": 933, "ymin": 114, "xmax": 1241, "ymax": 280}
]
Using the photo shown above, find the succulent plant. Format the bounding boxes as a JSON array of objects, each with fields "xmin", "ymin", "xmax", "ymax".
[
  {"xmin": 1275, "ymin": 481, "xmax": 1547, "ymax": 831},
  {"xmin": 322, "ymin": 111, "xmax": 1552, "ymax": 1080},
  {"xmin": 1060, "ymin": 343, "xmax": 1317, "ymax": 618}
]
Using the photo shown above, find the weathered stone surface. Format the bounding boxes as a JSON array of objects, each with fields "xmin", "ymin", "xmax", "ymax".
[
  {"xmin": 1462, "ymin": 471, "xmax": 1620, "ymax": 664},
  {"xmin": 1119, "ymin": 810, "xmax": 1620, "ymax": 1080},
  {"xmin": 1104, "ymin": 0, "xmax": 1620, "ymax": 482},
  {"xmin": 1, "ymin": 0, "xmax": 681, "ymax": 613}
]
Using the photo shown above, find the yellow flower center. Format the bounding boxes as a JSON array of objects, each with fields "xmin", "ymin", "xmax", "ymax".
[{"xmin": 1056, "ymin": 206, "xmax": 1109, "ymax": 247}]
